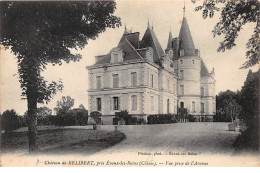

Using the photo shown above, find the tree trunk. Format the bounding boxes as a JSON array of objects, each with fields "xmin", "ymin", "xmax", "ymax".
[{"xmin": 27, "ymin": 94, "xmax": 38, "ymax": 152}]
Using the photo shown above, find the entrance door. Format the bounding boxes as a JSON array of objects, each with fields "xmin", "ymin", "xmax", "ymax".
[{"xmin": 180, "ymin": 102, "xmax": 184, "ymax": 108}]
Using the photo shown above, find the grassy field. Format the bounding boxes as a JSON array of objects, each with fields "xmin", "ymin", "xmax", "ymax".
[{"xmin": 1, "ymin": 128, "xmax": 126, "ymax": 155}]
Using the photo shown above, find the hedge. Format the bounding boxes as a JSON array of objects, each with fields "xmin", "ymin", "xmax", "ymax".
[{"xmin": 147, "ymin": 114, "xmax": 177, "ymax": 124}]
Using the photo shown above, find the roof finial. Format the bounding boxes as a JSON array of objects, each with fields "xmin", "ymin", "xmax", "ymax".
[
  {"xmin": 170, "ymin": 25, "xmax": 172, "ymax": 32},
  {"xmin": 124, "ymin": 24, "xmax": 127, "ymax": 31},
  {"xmin": 183, "ymin": 1, "xmax": 186, "ymax": 17},
  {"xmin": 148, "ymin": 17, "xmax": 150, "ymax": 27},
  {"xmin": 152, "ymin": 21, "xmax": 154, "ymax": 30}
]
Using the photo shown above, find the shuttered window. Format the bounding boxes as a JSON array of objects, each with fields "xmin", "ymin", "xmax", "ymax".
[
  {"xmin": 96, "ymin": 76, "xmax": 101, "ymax": 89},
  {"xmin": 180, "ymin": 85, "xmax": 184, "ymax": 95},
  {"xmin": 180, "ymin": 70, "xmax": 184, "ymax": 79},
  {"xmin": 131, "ymin": 72, "xmax": 137, "ymax": 87},
  {"xmin": 113, "ymin": 74, "xmax": 119, "ymax": 88},
  {"xmin": 96, "ymin": 98, "xmax": 101, "ymax": 111},
  {"xmin": 131, "ymin": 95, "xmax": 137, "ymax": 110},
  {"xmin": 192, "ymin": 101, "xmax": 195, "ymax": 112},
  {"xmin": 201, "ymin": 103, "xmax": 204, "ymax": 113},
  {"xmin": 113, "ymin": 97, "xmax": 119, "ymax": 110},
  {"xmin": 201, "ymin": 87, "xmax": 204, "ymax": 96}
]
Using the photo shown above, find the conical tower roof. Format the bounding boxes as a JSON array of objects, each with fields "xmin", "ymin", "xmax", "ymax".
[
  {"xmin": 140, "ymin": 26, "xmax": 164, "ymax": 62},
  {"xmin": 178, "ymin": 17, "xmax": 196, "ymax": 56},
  {"xmin": 118, "ymin": 27, "xmax": 131, "ymax": 45},
  {"xmin": 165, "ymin": 32, "xmax": 173, "ymax": 51}
]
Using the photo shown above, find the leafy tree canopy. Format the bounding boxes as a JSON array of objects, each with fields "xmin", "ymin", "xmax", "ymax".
[
  {"xmin": 0, "ymin": 1, "xmax": 121, "ymax": 152},
  {"xmin": 192, "ymin": 0, "xmax": 259, "ymax": 68},
  {"xmin": 54, "ymin": 96, "xmax": 75, "ymax": 114}
]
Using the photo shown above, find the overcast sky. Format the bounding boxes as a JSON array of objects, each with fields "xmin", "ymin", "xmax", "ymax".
[{"xmin": 0, "ymin": 0, "xmax": 258, "ymax": 115}]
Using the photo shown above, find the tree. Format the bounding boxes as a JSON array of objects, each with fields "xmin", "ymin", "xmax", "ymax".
[
  {"xmin": 0, "ymin": 1, "xmax": 121, "ymax": 152},
  {"xmin": 240, "ymin": 70, "xmax": 259, "ymax": 124},
  {"xmin": 1, "ymin": 109, "xmax": 20, "ymax": 132},
  {"xmin": 192, "ymin": 0, "xmax": 259, "ymax": 68},
  {"xmin": 233, "ymin": 70, "xmax": 259, "ymax": 151},
  {"xmin": 223, "ymin": 99, "xmax": 242, "ymax": 123},
  {"xmin": 54, "ymin": 96, "xmax": 75, "ymax": 115},
  {"xmin": 37, "ymin": 106, "xmax": 52, "ymax": 117},
  {"xmin": 215, "ymin": 90, "xmax": 241, "ymax": 122}
]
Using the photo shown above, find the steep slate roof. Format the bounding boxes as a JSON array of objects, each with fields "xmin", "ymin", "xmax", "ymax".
[
  {"xmin": 94, "ymin": 38, "xmax": 142, "ymax": 65},
  {"xmin": 165, "ymin": 32, "xmax": 173, "ymax": 51},
  {"xmin": 140, "ymin": 26, "xmax": 164, "ymax": 63},
  {"xmin": 201, "ymin": 59, "xmax": 211, "ymax": 77},
  {"xmin": 118, "ymin": 28, "xmax": 130, "ymax": 44},
  {"xmin": 179, "ymin": 17, "xmax": 196, "ymax": 56}
]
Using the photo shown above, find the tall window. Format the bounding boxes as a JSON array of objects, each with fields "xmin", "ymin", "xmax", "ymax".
[
  {"xmin": 150, "ymin": 96, "xmax": 154, "ymax": 111},
  {"xmin": 200, "ymin": 87, "xmax": 204, "ymax": 96},
  {"xmin": 131, "ymin": 95, "xmax": 137, "ymax": 110},
  {"xmin": 180, "ymin": 85, "xmax": 184, "ymax": 95},
  {"xmin": 96, "ymin": 76, "xmax": 101, "ymax": 89},
  {"xmin": 201, "ymin": 103, "xmax": 204, "ymax": 113},
  {"xmin": 192, "ymin": 101, "xmax": 195, "ymax": 112},
  {"xmin": 113, "ymin": 74, "xmax": 119, "ymax": 88},
  {"xmin": 96, "ymin": 98, "xmax": 101, "ymax": 111},
  {"xmin": 151, "ymin": 74, "xmax": 154, "ymax": 88},
  {"xmin": 131, "ymin": 72, "xmax": 137, "ymax": 87},
  {"xmin": 113, "ymin": 97, "xmax": 119, "ymax": 110},
  {"xmin": 180, "ymin": 70, "xmax": 184, "ymax": 79}
]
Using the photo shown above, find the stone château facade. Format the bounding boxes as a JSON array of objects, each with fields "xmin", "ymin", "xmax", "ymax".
[{"xmin": 86, "ymin": 16, "xmax": 216, "ymax": 124}]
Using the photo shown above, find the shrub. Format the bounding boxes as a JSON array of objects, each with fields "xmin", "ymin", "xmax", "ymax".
[
  {"xmin": 90, "ymin": 111, "xmax": 102, "ymax": 124},
  {"xmin": 147, "ymin": 114, "xmax": 177, "ymax": 124},
  {"xmin": 1, "ymin": 109, "xmax": 21, "ymax": 132},
  {"xmin": 188, "ymin": 114, "xmax": 196, "ymax": 122},
  {"xmin": 115, "ymin": 110, "xmax": 139, "ymax": 125}
]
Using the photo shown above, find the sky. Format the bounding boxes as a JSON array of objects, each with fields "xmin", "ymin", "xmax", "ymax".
[{"xmin": 0, "ymin": 0, "xmax": 258, "ymax": 115}]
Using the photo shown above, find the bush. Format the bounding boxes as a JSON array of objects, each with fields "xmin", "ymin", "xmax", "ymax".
[
  {"xmin": 147, "ymin": 114, "xmax": 177, "ymax": 124},
  {"xmin": 188, "ymin": 114, "xmax": 196, "ymax": 122},
  {"xmin": 90, "ymin": 111, "xmax": 102, "ymax": 124},
  {"xmin": 55, "ymin": 108, "xmax": 88, "ymax": 126},
  {"xmin": 1, "ymin": 109, "xmax": 21, "ymax": 132},
  {"xmin": 115, "ymin": 110, "xmax": 140, "ymax": 125}
]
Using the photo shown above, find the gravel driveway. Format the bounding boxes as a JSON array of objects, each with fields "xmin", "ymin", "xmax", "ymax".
[{"xmin": 97, "ymin": 122, "xmax": 240, "ymax": 155}]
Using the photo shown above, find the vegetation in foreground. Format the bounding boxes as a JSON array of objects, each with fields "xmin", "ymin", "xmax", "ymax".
[{"xmin": 1, "ymin": 128, "xmax": 126, "ymax": 154}]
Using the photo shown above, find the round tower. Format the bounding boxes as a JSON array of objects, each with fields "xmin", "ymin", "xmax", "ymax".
[{"xmin": 177, "ymin": 16, "xmax": 201, "ymax": 115}]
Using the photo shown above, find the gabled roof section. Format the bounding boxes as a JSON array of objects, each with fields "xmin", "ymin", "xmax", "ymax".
[
  {"xmin": 165, "ymin": 32, "xmax": 173, "ymax": 51},
  {"xmin": 179, "ymin": 17, "xmax": 196, "ymax": 56},
  {"xmin": 94, "ymin": 39, "xmax": 142, "ymax": 65},
  {"xmin": 201, "ymin": 59, "xmax": 211, "ymax": 77},
  {"xmin": 140, "ymin": 26, "xmax": 164, "ymax": 63}
]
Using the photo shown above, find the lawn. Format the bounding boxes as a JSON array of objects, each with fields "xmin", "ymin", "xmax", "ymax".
[{"xmin": 1, "ymin": 128, "xmax": 126, "ymax": 155}]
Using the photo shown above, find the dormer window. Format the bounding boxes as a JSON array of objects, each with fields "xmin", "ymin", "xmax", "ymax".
[{"xmin": 111, "ymin": 47, "xmax": 123, "ymax": 63}]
